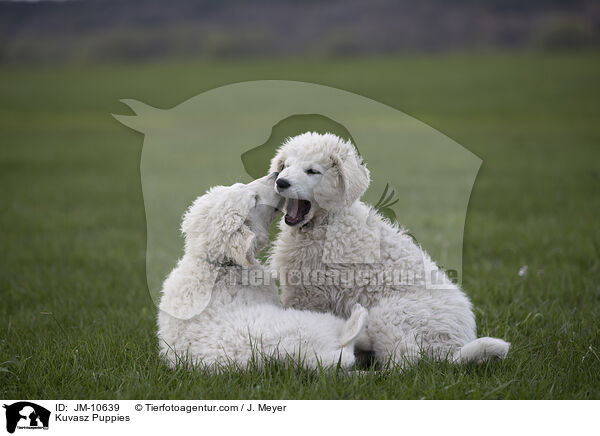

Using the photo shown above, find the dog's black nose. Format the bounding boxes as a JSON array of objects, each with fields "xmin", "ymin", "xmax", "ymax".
[{"xmin": 276, "ymin": 178, "xmax": 291, "ymax": 189}]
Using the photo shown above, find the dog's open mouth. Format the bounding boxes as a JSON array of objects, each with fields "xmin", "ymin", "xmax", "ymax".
[{"xmin": 284, "ymin": 198, "xmax": 311, "ymax": 226}]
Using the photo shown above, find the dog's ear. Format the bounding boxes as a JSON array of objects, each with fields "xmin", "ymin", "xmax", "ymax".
[
  {"xmin": 182, "ymin": 185, "xmax": 257, "ymax": 267},
  {"xmin": 316, "ymin": 144, "xmax": 369, "ymax": 210},
  {"xmin": 338, "ymin": 145, "xmax": 370, "ymax": 206}
]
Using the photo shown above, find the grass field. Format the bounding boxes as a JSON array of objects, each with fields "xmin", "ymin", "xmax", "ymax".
[{"xmin": 1, "ymin": 53, "xmax": 599, "ymax": 399}]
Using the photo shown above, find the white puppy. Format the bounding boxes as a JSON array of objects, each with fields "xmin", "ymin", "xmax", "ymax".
[
  {"xmin": 269, "ymin": 132, "xmax": 510, "ymax": 367},
  {"xmin": 157, "ymin": 173, "xmax": 367, "ymax": 370}
]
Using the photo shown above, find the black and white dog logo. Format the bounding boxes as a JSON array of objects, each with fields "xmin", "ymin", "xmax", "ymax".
[{"xmin": 3, "ymin": 402, "xmax": 50, "ymax": 433}]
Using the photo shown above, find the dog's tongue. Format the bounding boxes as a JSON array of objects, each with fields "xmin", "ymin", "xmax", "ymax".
[{"xmin": 284, "ymin": 199, "xmax": 310, "ymax": 226}]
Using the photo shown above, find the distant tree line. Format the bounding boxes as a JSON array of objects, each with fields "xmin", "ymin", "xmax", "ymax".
[{"xmin": 0, "ymin": 0, "xmax": 598, "ymax": 64}]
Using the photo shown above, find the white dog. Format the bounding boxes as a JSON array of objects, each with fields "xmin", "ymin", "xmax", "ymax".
[
  {"xmin": 157, "ymin": 173, "xmax": 368, "ymax": 370},
  {"xmin": 269, "ymin": 132, "xmax": 510, "ymax": 367}
]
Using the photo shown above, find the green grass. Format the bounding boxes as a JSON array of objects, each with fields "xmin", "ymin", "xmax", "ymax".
[{"xmin": 1, "ymin": 53, "xmax": 600, "ymax": 399}]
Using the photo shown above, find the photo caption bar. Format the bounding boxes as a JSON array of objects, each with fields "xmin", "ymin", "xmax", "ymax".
[{"xmin": 0, "ymin": 400, "xmax": 596, "ymax": 436}]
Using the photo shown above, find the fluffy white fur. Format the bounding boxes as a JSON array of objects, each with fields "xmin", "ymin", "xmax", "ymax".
[
  {"xmin": 269, "ymin": 132, "xmax": 510, "ymax": 367},
  {"xmin": 157, "ymin": 174, "xmax": 368, "ymax": 370}
]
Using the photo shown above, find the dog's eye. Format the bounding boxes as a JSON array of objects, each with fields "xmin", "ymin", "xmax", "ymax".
[{"xmin": 305, "ymin": 168, "xmax": 321, "ymax": 175}]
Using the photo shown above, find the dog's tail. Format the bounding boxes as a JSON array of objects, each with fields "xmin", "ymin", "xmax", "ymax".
[
  {"xmin": 339, "ymin": 304, "xmax": 368, "ymax": 347},
  {"xmin": 453, "ymin": 337, "xmax": 510, "ymax": 364}
]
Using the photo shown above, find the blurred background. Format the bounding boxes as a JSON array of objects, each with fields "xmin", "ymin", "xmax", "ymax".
[
  {"xmin": 1, "ymin": 0, "xmax": 599, "ymax": 398},
  {"xmin": 1, "ymin": 0, "xmax": 599, "ymax": 64}
]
